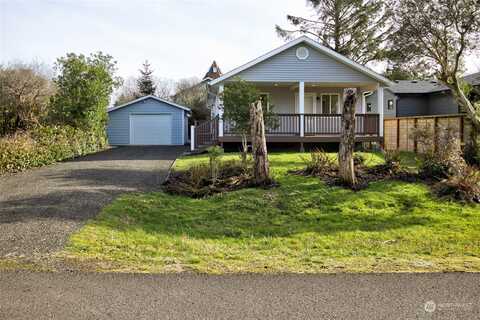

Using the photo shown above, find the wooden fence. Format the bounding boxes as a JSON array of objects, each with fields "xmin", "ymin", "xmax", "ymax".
[{"xmin": 384, "ymin": 114, "xmax": 471, "ymax": 152}]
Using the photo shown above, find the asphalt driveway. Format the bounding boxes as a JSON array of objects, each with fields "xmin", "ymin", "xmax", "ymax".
[{"xmin": 0, "ymin": 146, "xmax": 184, "ymax": 258}]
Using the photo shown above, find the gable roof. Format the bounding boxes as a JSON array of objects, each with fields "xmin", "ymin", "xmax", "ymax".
[
  {"xmin": 209, "ymin": 36, "xmax": 394, "ymax": 87},
  {"xmin": 108, "ymin": 95, "xmax": 191, "ymax": 113},
  {"xmin": 389, "ymin": 72, "xmax": 480, "ymax": 94}
]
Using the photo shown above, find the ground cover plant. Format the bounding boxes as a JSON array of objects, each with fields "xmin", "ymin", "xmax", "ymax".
[{"xmin": 63, "ymin": 152, "xmax": 480, "ymax": 274}]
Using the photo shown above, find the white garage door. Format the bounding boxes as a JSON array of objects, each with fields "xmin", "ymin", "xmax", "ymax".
[{"xmin": 130, "ymin": 114, "xmax": 172, "ymax": 145}]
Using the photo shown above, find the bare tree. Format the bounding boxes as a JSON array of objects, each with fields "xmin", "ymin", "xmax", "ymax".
[
  {"xmin": 155, "ymin": 77, "xmax": 175, "ymax": 100},
  {"xmin": 338, "ymin": 89, "xmax": 358, "ymax": 186},
  {"xmin": 390, "ymin": 0, "xmax": 480, "ymax": 140},
  {"xmin": 173, "ymin": 77, "xmax": 209, "ymax": 122},
  {"xmin": 250, "ymin": 101, "xmax": 270, "ymax": 185},
  {"xmin": 114, "ymin": 76, "xmax": 138, "ymax": 106},
  {"xmin": 0, "ymin": 62, "xmax": 55, "ymax": 135}
]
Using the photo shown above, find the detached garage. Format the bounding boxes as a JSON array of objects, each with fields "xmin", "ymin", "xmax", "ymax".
[{"xmin": 107, "ymin": 95, "xmax": 191, "ymax": 146}]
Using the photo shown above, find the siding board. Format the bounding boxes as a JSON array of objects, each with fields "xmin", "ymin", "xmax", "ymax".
[
  {"xmin": 231, "ymin": 44, "xmax": 376, "ymax": 84},
  {"xmin": 107, "ymin": 97, "xmax": 185, "ymax": 145}
]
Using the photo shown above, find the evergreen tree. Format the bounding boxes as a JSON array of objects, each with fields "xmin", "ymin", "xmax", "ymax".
[
  {"xmin": 137, "ymin": 60, "xmax": 156, "ymax": 96},
  {"xmin": 276, "ymin": 0, "xmax": 392, "ymax": 64}
]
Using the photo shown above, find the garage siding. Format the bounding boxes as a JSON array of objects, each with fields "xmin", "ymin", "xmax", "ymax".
[{"xmin": 107, "ymin": 98, "xmax": 185, "ymax": 145}]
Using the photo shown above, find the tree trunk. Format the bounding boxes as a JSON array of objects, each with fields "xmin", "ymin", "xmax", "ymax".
[
  {"xmin": 250, "ymin": 101, "xmax": 270, "ymax": 185},
  {"xmin": 338, "ymin": 89, "xmax": 357, "ymax": 187},
  {"xmin": 241, "ymin": 133, "xmax": 248, "ymax": 167}
]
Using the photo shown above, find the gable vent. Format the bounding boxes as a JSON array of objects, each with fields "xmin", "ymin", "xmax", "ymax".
[{"xmin": 296, "ymin": 47, "xmax": 310, "ymax": 60}]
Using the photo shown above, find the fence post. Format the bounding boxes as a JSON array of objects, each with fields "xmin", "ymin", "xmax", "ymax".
[{"xmin": 190, "ymin": 125, "xmax": 195, "ymax": 151}]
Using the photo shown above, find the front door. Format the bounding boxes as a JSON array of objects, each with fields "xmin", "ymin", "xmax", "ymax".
[{"xmin": 295, "ymin": 93, "xmax": 316, "ymax": 114}]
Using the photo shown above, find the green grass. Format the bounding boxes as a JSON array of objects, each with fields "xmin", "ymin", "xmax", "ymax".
[{"xmin": 64, "ymin": 152, "xmax": 480, "ymax": 273}]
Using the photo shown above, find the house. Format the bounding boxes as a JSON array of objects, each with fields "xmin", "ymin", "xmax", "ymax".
[
  {"xmin": 365, "ymin": 72, "xmax": 480, "ymax": 118},
  {"xmin": 107, "ymin": 95, "xmax": 191, "ymax": 146},
  {"xmin": 193, "ymin": 36, "xmax": 394, "ymax": 150}
]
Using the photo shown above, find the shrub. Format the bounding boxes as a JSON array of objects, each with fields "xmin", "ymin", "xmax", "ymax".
[
  {"xmin": 434, "ymin": 166, "xmax": 480, "ymax": 203},
  {"xmin": 206, "ymin": 146, "xmax": 224, "ymax": 183},
  {"xmin": 0, "ymin": 125, "xmax": 107, "ymax": 174},
  {"xmin": 464, "ymin": 141, "xmax": 480, "ymax": 166},
  {"xmin": 301, "ymin": 148, "xmax": 336, "ymax": 176},
  {"xmin": 353, "ymin": 153, "xmax": 366, "ymax": 166},
  {"xmin": 418, "ymin": 152, "xmax": 450, "ymax": 180},
  {"xmin": 164, "ymin": 159, "xmax": 256, "ymax": 198}
]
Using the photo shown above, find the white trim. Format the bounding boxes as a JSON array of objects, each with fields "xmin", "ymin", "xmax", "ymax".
[
  {"xmin": 218, "ymin": 84, "xmax": 224, "ymax": 137},
  {"xmin": 320, "ymin": 93, "xmax": 341, "ymax": 114},
  {"xmin": 108, "ymin": 95, "xmax": 191, "ymax": 113},
  {"xmin": 299, "ymin": 82, "xmax": 305, "ymax": 137},
  {"xmin": 190, "ymin": 125, "xmax": 195, "ymax": 151},
  {"xmin": 378, "ymin": 87, "xmax": 384, "ymax": 137},
  {"xmin": 209, "ymin": 36, "xmax": 394, "ymax": 87}
]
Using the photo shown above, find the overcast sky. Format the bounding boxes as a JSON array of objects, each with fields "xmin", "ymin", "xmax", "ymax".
[{"xmin": 1, "ymin": 0, "xmax": 479, "ymax": 81}]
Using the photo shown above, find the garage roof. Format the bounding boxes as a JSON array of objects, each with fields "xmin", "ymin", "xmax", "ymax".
[{"xmin": 108, "ymin": 95, "xmax": 191, "ymax": 113}]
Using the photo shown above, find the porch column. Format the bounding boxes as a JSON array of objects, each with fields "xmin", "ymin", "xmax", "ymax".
[
  {"xmin": 299, "ymin": 81, "xmax": 305, "ymax": 137},
  {"xmin": 361, "ymin": 91, "xmax": 366, "ymax": 113},
  {"xmin": 218, "ymin": 84, "xmax": 224, "ymax": 137},
  {"xmin": 377, "ymin": 86, "xmax": 384, "ymax": 137}
]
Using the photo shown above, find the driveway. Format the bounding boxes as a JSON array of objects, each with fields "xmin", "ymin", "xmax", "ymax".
[
  {"xmin": 0, "ymin": 146, "xmax": 184, "ymax": 258},
  {"xmin": 0, "ymin": 272, "xmax": 478, "ymax": 319}
]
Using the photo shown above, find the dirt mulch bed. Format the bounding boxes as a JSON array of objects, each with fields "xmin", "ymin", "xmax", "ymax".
[
  {"xmin": 290, "ymin": 163, "xmax": 418, "ymax": 191},
  {"xmin": 163, "ymin": 162, "xmax": 278, "ymax": 198}
]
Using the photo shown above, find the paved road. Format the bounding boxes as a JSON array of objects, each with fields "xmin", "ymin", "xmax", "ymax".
[
  {"xmin": 0, "ymin": 272, "xmax": 478, "ymax": 319},
  {"xmin": 0, "ymin": 146, "xmax": 184, "ymax": 258}
]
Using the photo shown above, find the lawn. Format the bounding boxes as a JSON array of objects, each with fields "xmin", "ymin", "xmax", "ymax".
[{"xmin": 63, "ymin": 152, "xmax": 480, "ymax": 273}]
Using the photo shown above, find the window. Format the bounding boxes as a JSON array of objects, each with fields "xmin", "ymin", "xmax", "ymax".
[
  {"xmin": 320, "ymin": 94, "xmax": 339, "ymax": 114},
  {"xmin": 366, "ymin": 103, "xmax": 372, "ymax": 112},
  {"xmin": 387, "ymin": 99, "xmax": 394, "ymax": 110},
  {"xmin": 259, "ymin": 93, "xmax": 270, "ymax": 110}
]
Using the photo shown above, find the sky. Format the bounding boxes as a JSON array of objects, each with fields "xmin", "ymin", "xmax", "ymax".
[
  {"xmin": 0, "ymin": 0, "xmax": 311, "ymax": 80},
  {"xmin": 1, "ymin": 0, "xmax": 479, "ymax": 82}
]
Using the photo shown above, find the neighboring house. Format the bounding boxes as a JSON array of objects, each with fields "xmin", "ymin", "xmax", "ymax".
[
  {"xmin": 365, "ymin": 72, "xmax": 480, "ymax": 118},
  {"xmin": 199, "ymin": 36, "xmax": 394, "ymax": 148},
  {"xmin": 107, "ymin": 95, "xmax": 191, "ymax": 146}
]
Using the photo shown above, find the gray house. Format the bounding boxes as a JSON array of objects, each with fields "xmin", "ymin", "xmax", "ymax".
[
  {"xmin": 107, "ymin": 96, "xmax": 190, "ymax": 146},
  {"xmin": 365, "ymin": 72, "xmax": 480, "ymax": 118},
  {"xmin": 199, "ymin": 35, "xmax": 394, "ymax": 149}
]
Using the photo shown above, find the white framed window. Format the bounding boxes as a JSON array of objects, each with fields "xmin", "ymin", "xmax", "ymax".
[
  {"xmin": 259, "ymin": 93, "xmax": 270, "ymax": 111},
  {"xmin": 320, "ymin": 94, "xmax": 340, "ymax": 114}
]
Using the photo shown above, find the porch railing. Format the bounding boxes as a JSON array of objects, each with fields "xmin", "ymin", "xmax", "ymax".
[
  {"xmin": 223, "ymin": 113, "xmax": 379, "ymax": 136},
  {"xmin": 195, "ymin": 116, "xmax": 219, "ymax": 148}
]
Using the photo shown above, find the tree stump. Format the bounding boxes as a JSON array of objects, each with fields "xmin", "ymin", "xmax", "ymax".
[
  {"xmin": 250, "ymin": 101, "xmax": 270, "ymax": 185},
  {"xmin": 338, "ymin": 89, "xmax": 357, "ymax": 186}
]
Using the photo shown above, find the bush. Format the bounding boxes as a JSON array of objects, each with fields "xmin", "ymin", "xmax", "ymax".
[
  {"xmin": 353, "ymin": 153, "xmax": 366, "ymax": 166},
  {"xmin": 464, "ymin": 141, "xmax": 480, "ymax": 166},
  {"xmin": 0, "ymin": 125, "xmax": 107, "ymax": 174},
  {"xmin": 434, "ymin": 166, "xmax": 480, "ymax": 203},
  {"xmin": 164, "ymin": 160, "xmax": 255, "ymax": 198},
  {"xmin": 207, "ymin": 146, "xmax": 224, "ymax": 183},
  {"xmin": 301, "ymin": 148, "xmax": 336, "ymax": 176}
]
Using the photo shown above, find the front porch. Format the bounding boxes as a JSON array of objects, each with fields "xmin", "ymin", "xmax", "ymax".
[{"xmin": 221, "ymin": 113, "xmax": 380, "ymax": 143}]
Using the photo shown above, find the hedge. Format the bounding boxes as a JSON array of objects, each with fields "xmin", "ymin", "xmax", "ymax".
[{"xmin": 0, "ymin": 125, "xmax": 108, "ymax": 174}]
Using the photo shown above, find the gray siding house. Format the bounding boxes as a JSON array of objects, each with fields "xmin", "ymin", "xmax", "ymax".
[
  {"xmin": 107, "ymin": 96, "xmax": 190, "ymax": 146},
  {"xmin": 365, "ymin": 72, "xmax": 480, "ymax": 117},
  {"xmin": 200, "ymin": 36, "xmax": 394, "ymax": 148}
]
